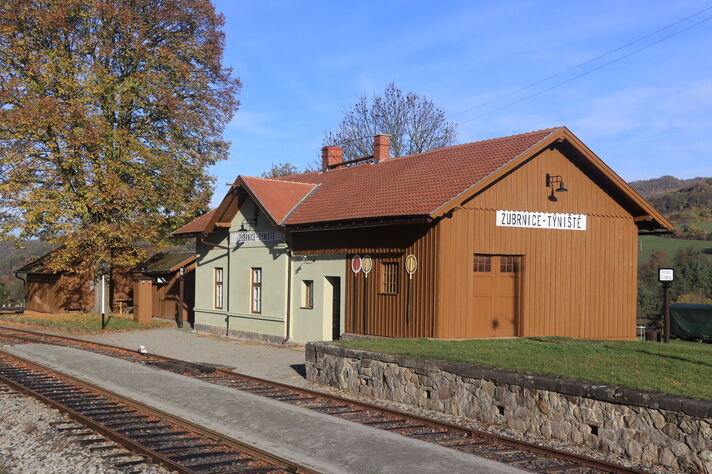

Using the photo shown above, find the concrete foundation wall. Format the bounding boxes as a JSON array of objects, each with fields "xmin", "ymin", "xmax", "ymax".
[{"xmin": 306, "ymin": 343, "xmax": 712, "ymax": 473}]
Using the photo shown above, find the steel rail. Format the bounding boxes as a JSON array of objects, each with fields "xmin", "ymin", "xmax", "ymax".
[
  {"xmin": 0, "ymin": 325, "xmax": 646, "ymax": 473},
  {"xmin": 0, "ymin": 349, "xmax": 312, "ymax": 474}
]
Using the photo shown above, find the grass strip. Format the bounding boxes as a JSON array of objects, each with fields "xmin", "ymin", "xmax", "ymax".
[
  {"xmin": 0, "ymin": 312, "xmax": 171, "ymax": 333},
  {"xmin": 333, "ymin": 337, "xmax": 712, "ymax": 401}
]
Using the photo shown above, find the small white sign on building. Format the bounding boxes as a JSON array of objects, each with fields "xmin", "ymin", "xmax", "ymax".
[
  {"xmin": 233, "ymin": 231, "xmax": 281, "ymax": 244},
  {"xmin": 496, "ymin": 210, "xmax": 587, "ymax": 231}
]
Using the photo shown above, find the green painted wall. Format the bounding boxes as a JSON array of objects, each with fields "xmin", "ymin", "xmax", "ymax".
[
  {"xmin": 193, "ymin": 196, "xmax": 347, "ymax": 342},
  {"xmin": 193, "ymin": 198, "xmax": 289, "ymax": 339},
  {"xmin": 290, "ymin": 255, "xmax": 346, "ymax": 343}
]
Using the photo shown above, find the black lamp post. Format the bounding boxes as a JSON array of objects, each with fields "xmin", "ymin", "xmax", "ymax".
[
  {"xmin": 658, "ymin": 268, "xmax": 674, "ymax": 343},
  {"xmin": 97, "ymin": 260, "xmax": 110, "ymax": 329},
  {"xmin": 177, "ymin": 267, "xmax": 184, "ymax": 329}
]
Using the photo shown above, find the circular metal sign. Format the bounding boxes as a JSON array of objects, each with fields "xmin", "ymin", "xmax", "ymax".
[
  {"xmin": 362, "ymin": 255, "xmax": 373, "ymax": 275},
  {"xmin": 405, "ymin": 254, "xmax": 418, "ymax": 275},
  {"xmin": 351, "ymin": 255, "xmax": 362, "ymax": 274}
]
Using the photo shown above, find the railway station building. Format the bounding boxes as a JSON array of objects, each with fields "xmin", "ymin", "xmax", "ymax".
[{"xmin": 173, "ymin": 127, "xmax": 672, "ymax": 343}]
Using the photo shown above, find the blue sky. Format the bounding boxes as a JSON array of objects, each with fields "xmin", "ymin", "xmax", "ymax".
[{"xmin": 209, "ymin": 0, "xmax": 712, "ymax": 206}]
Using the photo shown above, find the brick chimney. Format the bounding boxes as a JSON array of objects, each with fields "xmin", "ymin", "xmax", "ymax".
[
  {"xmin": 321, "ymin": 146, "xmax": 343, "ymax": 171},
  {"xmin": 373, "ymin": 134, "xmax": 390, "ymax": 162}
]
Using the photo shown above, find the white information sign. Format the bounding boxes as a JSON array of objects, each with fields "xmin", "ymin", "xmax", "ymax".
[
  {"xmin": 496, "ymin": 210, "xmax": 587, "ymax": 231},
  {"xmin": 659, "ymin": 268, "xmax": 674, "ymax": 282},
  {"xmin": 233, "ymin": 231, "xmax": 280, "ymax": 244}
]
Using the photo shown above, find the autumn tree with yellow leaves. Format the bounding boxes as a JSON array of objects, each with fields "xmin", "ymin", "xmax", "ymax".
[{"xmin": 0, "ymin": 0, "xmax": 240, "ymax": 274}]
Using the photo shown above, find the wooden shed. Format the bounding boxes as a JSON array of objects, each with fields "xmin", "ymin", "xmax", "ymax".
[
  {"xmin": 175, "ymin": 127, "xmax": 672, "ymax": 341},
  {"xmin": 15, "ymin": 251, "xmax": 133, "ymax": 314},
  {"xmin": 131, "ymin": 251, "xmax": 195, "ymax": 325}
]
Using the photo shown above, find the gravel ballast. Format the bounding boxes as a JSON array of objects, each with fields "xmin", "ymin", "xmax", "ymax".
[{"xmin": 0, "ymin": 387, "xmax": 168, "ymax": 474}]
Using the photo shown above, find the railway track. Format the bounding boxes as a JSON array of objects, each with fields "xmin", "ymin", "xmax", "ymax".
[
  {"xmin": 0, "ymin": 350, "xmax": 308, "ymax": 473},
  {"xmin": 0, "ymin": 325, "xmax": 645, "ymax": 473}
]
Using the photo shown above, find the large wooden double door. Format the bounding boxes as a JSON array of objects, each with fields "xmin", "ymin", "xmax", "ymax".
[{"xmin": 472, "ymin": 254, "xmax": 521, "ymax": 337}]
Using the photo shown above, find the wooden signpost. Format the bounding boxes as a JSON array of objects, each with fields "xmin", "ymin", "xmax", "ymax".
[
  {"xmin": 405, "ymin": 255, "xmax": 417, "ymax": 324},
  {"xmin": 351, "ymin": 255, "xmax": 361, "ymax": 332},
  {"xmin": 361, "ymin": 255, "xmax": 372, "ymax": 334}
]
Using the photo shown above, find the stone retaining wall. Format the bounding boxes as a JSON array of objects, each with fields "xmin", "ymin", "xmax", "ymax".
[{"xmin": 306, "ymin": 342, "xmax": 712, "ymax": 473}]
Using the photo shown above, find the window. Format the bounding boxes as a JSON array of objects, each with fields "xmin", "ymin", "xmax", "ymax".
[
  {"xmin": 214, "ymin": 268, "xmax": 224, "ymax": 309},
  {"xmin": 251, "ymin": 268, "xmax": 262, "ymax": 314},
  {"xmin": 473, "ymin": 255, "xmax": 492, "ymax": 272},
  {"xmin": 380, "ymin": 262, "xmax": 399, "ymax": 294},
  {"xmin": 500, "ymin": 256, "xmax": 519, "ymax": 273},
  {"xmin": 301, "ymin": 280, "xmax": 313, "ymax": 309}
]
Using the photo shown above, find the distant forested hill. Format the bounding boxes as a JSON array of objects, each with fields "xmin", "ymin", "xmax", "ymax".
[
  {"xmin": 0, "ymin": 240, "xmax": 54, "ymax": 304},
  {"xmin": 644, "ymin": 178, "xmax": 712, "ymax": 222},
  {"xmin": 629, "ymin": 175, "xmax": 707, "ymax": 199}
]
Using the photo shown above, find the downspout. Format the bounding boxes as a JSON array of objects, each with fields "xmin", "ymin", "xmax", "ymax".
[
  {"xmin": 14, "ymin": 272, "xmax": 26, "ymax": 307},
  {"xmin": 282, "ymin": 249, "xmax": 292, "ymax": 345},
  {"xmin": 198, "ymin": 234, "xmax": 231, "ymax": 335}
]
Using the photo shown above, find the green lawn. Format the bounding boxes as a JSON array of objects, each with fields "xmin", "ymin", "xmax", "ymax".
[
  {"xmin": 638, "ymin": 234, "xmax": 712, "ymax": 262},
  {"xmin": 333, "ymin": 337, "xmax": 712, "ymax": 401},
  {"xmin": 0, "ymin": 312, "xmax": 171, "ymax": 333}
]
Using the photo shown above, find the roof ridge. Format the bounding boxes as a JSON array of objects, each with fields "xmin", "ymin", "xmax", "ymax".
[
  {"xmin": 388, "ymin": 126, "xmax": 564, "ymax": 163},
  {"xmin": 279, "ymin": 183, "xmax": 321, "ymax": 225},
  {"xmin": 243, "ymin": 176, "xmax": 318, "ymax": 186}
]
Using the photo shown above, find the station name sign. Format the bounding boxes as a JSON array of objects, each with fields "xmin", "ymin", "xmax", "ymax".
[
  {"xmin": 233, "ymin": 231, "xmax": 281, "ymax": 243},
  {"xmin": 496, "ymin": 210, "xmax": 587, "ymax": 231}
]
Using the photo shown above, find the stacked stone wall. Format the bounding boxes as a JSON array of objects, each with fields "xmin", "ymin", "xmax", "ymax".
[{"xmin": 306, "ymin": 343, "xmax": 712, "ymax": 472}]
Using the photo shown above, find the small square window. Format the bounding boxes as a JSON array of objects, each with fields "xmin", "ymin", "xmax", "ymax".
[
  {"xmin": 500, "ymin": 256, "xmax": 519, "ymax": 273},
  {"xmin": 301, "ymin": 280, "xmax": 313, "ymax": 309},
  {"xmin": 473, "ymin": 255, "xmax": 492, "ymax": 272}
]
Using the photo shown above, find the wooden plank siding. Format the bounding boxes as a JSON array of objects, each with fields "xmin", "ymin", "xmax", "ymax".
[
  {"xmin": 290, "ymin": 224, "xmax": 438, "ymax": 338},
  {"xmin": 436, "ymin": 146, "xmax": 639, "ymax": 340},
  {"xmin": 25, "ymin": 268, "xmax": 134, "ymax": 315},
  {"xmin": 150, "ymin": 268, "xmax": 195, "ymax": 321}
]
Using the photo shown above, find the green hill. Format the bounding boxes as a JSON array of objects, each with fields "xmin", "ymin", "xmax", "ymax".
[
  {"xmin": 644, "ymin": 178, "xmax": 712, "ymax": 223},
  {"xmin": 629, "ymin": 175, "xmax": 707, "ymax": 199}
]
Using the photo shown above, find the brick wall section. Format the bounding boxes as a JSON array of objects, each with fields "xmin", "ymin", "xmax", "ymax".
[{"xmin": 306, "ymin": 342, "xmax": 712, "ymax": 472}]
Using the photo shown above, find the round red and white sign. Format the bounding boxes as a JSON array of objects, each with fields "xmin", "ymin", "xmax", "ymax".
[{"xmin": 351, "ymin": 255, "xmax": 362, "ymax": 274}]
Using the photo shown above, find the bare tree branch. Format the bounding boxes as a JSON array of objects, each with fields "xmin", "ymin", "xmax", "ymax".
[{"xmin": 324, "ymin": 83, "xmax": 458, "ymax": 160}]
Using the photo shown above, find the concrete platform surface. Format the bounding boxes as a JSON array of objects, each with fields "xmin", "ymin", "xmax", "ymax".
[
  {"xmin": 5, "ymin": 344, "xmax": 522, "ymax": 474},
  {"xmin": 73, "ymin": 327, "xmax": 309, "ymax": 387}
]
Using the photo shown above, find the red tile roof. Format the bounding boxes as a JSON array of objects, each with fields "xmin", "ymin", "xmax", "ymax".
[
  {"xmin": 275, "ymin": 127, "xmax": 561, "ymax": 224},
  {"xmin": 241, "ymin": 177, "xmax": 317, "ymax": 225},
  {"xmin": 172, "ymin": 126, "xmax": 672, "ymax": 235},
  {"xmin": 172, "ymin": 209, "xmax": 217, "ymax": 236}
]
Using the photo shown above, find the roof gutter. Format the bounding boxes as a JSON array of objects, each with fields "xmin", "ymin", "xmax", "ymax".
[{"xmin": 286, "ymin": 215, "xmax": 433, "ymax": 232}]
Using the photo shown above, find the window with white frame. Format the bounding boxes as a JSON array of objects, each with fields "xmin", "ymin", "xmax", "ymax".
[
  {"xmin": 214, "ymin": 268, "xmax": 224, "ymax": 309},
  {"xmin": 251, "ymin": 268, "xmax": 262, "ymax": 314}
]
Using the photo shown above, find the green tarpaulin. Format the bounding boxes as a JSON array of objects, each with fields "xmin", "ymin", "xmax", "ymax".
[{"xmin": 671, "ymin": 303, "xmax": 712, "ymax": 339}]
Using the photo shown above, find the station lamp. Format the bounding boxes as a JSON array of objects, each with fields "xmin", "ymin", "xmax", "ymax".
[{"xmin": 546, "ymin": 173, "xmax": 568, "ymax": 201}]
